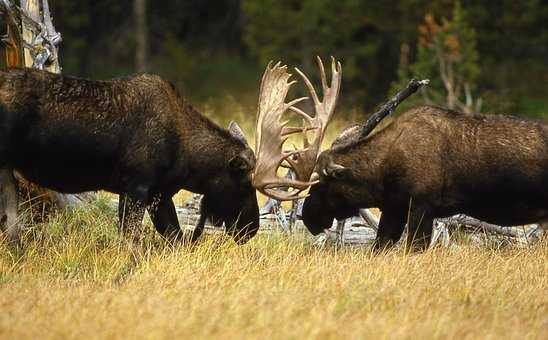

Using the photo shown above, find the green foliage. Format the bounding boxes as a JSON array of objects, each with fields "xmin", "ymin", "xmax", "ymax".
[
  {"xmin": 392, "ymin": 1, "xmax": 482, "ymax": 113},
  {"xmin": 242, "ymin": 0, "xmax": 383, "ymax": 106},
  {"xmin": 243, "ymin": 0, "xmax": 364, "ymax": 65},
  {"xmin": 150, "ymin": 35, "xmax": 261, "ymax": 113},
  {"xmin": 41, "ymin": 1, "xmax": 548, "ymax": 116},
  {"xmin": 416, "ymin": 3, "xmax": 478, "ymax": 92}
]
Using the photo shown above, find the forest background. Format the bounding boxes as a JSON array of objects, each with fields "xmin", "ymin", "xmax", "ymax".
[{"xmin": 49, "ymin": 0, "xmax": 548, "ymax": 120}]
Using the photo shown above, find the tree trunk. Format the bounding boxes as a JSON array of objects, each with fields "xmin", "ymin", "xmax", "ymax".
[
  {"xmin": 134, "ymin": 0, "xmax": 147, "ymax": 72},
  {"xmin": 0, "ymin": 0, "xmax": 95, "ymax": 228},
  {"xmin": 21, "ymin": 0, "xmax": 38, "ymax": 66}
]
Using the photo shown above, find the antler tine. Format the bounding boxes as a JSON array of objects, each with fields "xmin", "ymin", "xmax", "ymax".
[
  {"xmin": 264, "ymin": 188, "xmax": 307, "ymax": 202},
  {"xmin": 281, "ymin": 125, "xmax": 316, "ymax": 136},
  {"xmin": 317, "ymin": 56, "xmax": 328, "ymax": 92},
  {"xmin": 294, "ymin": 67, "xmax": 321, "ymax": 107},
  {"xmin": 332, "ymin": 58, "xmax": 342, "ymax": 95},
  {"xmin": 263, "ymin": 177, "xmax": 316, "ymax": 190},
  {"xmin": 286, "ymin": 96, "xmax": 309, "ymax": 109},
  {"xmin": 261, "ymin": 61, "xmax": 273, "ymax": 82},
  {"xmin": 316, "ymin": 56, "xmax": 342, "ymax": 129},
  {"xmin": 331, "ymin": 56, "xmax": 341, "ymax": 77},
  {"xmin": 288, "ymin": 106, "xmax": 315, "ymax": 125}
]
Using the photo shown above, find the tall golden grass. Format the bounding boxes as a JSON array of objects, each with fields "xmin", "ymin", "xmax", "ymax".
[{"xmin": 0, "ymin": 198, "xmax": 546, "ymax": 339}]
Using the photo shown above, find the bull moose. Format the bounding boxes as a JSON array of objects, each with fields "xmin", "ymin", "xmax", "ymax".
[
  {"xmin": 302, "ymin": 104, "xmax": 548, "ymax": 250},
  {"xmin": 252, "ymin": 60, "xmax": 548, "ymax": 251},
  {"xmin": 0, "ymin": 67, "xmax": 259, "ymax": 243}
]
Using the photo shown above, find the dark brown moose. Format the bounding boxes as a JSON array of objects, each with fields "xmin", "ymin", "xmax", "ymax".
[
  {"xmin": 0, "ymin": 68, "xmax": 259, "ymax": 243},
  {"xmin": 302, "ymin": 104, "xmax": 548, "ymax": 251}
]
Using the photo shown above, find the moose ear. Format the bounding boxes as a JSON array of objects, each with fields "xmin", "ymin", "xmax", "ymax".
[
  {"xmin": 229, "ymin": 153, "xmax": 253, "ymax": 172},
  {"xmin": 324, "ymin": 163, "xmax": 351, "ymax": 180},
  {"xmin": 228, "ymin": 121, "xmax": 249, "ymax": 147},
  {"xmin": 331, "ymin": 124, "xmax": 361, "ymax": 147}
]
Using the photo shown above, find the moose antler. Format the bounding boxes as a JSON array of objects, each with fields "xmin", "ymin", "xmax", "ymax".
[{"xmin": 252, "ymin": 57, "xmax": 342, "ymax": 201}]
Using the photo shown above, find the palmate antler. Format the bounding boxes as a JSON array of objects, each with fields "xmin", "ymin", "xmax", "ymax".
[{"xmin": 252, "ymin": 57, "xmax": 342, "ymax": 201}]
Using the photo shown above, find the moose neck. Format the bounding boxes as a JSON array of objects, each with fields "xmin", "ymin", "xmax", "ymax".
[
  {"xmin": 333, "ymin": 128, "xmax": 394, "ymax": 207},
  {"xmin": 175, "ymin": 103, "xmax": 244, "ymax": 194}
]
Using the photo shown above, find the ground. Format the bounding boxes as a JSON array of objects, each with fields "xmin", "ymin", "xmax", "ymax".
[{"xmin": 0, "ymin": 197, "xmax": 546, "ymax": 340}]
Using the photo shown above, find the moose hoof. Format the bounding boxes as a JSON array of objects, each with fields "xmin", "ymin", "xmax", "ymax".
[{"xmin": 6, "ymin": 226, "xmax": 22, "ymax": 246}]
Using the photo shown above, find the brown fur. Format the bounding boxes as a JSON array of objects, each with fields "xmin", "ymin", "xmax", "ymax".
[{"xmin": 303, "ymin": 106, "xmax": 548, "ymax": 250}]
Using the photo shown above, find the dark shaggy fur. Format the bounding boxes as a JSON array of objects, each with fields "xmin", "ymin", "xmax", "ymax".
[
  {"xmin": 0, "ymin": 67, "xmax": 259, "ymax": 243},
  {"xmin": 303, "ymin": 106, "xmax": 548, "ymax": 250}
]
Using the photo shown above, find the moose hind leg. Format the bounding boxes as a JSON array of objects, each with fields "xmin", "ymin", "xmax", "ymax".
[
  {"xmin": 373, "ymin": 208, "xmax": 407, "ymax": 252},
  {"xmin": 148, "ymin": 194, "xmax": 183, "ymax": 240},
  {"xmin": 118, "ymin": 194, "xmax": 146, "ymax": 240},
  {"xmin": 406, "ymin": 204, "xmax": 434, "ymax": 252},
  {"xmin": 0, "ymin": 168, "xmax": 19, "ymax": 243}
]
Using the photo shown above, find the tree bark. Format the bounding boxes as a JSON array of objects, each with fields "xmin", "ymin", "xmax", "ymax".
[
  {"xmin": 21, "ymin": 0, "xmax": 38, "ymax": 67},
  {"xmin": 134, "ymin": 0, "xmax": 147, "ymax": 72},
  {"xmin": 0, "ymin": 0, "xmax": 95, "ymax": 228}
]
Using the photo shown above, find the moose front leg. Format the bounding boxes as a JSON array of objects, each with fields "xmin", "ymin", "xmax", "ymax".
[
  {"xmin": 190, "ymin": 197, "xmax": 209, "ymax": 242},
  {"xmin": 190, "ymin": 195, "xmax": 223, "ymax": 243},
  {"xmin": 373, "ymin": 208, "xmax": 407, "ymax": 252},
  {"xmin": 406, "ymin": 204, "xmax": 434, "ymax": 252},
  {"xmin": 118, "ymin": 194, "xmax": 146, "ymax": 240},
  {"xmin": 0, "ymin": 168, "xmax": 19, "ymax": 243},
  {"xmin": 148, "ymin": 195, "xmax": 184, "ymax": 240}
]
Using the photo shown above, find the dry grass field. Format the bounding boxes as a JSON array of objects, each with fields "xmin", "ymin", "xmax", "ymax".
[{"xmin": 0, "ymin": 197, "xmax": 546, "ymax": 340}]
